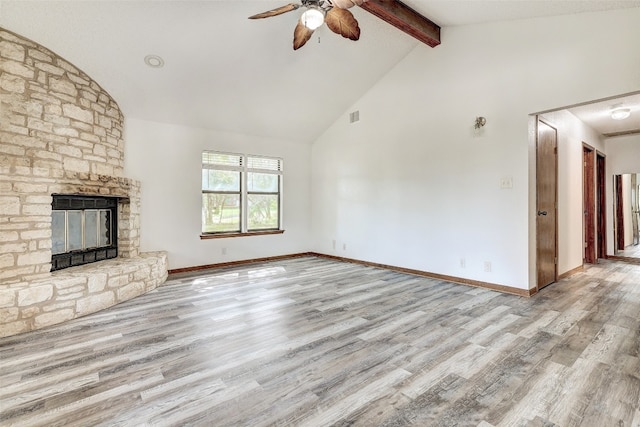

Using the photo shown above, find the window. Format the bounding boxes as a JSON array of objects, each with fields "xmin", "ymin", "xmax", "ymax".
[{"xmin": 202, "ymin": 151, "xmax": 282, "ymax": 236}]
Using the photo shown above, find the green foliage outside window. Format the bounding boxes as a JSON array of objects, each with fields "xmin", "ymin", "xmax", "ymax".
[{"xmin": 201, "ymin": 151, "xmax": 281, "ymax": 234}]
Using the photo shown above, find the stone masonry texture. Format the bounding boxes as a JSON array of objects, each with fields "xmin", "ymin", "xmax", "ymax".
[{"xmin": 0, "ymin": 28, "xmax": 168, "ymax": 337}]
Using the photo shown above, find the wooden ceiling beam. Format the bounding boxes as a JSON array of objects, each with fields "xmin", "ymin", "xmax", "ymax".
[{"xmin": 359, "ymin": 0, "xmax": 441, "ymax": 47}]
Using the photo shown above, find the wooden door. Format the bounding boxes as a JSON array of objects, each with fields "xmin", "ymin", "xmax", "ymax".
[
  {"xmin": 583, "ymin": 146, "xmax": 595, "ymax": 264},
  {"xmin": 596, "ymin": 153, "xmax": 606, "ymax": 259},
  {"xmin": 536, "ymin": 119, "xmax": 557, "ymax": 290},
  {"xmin": 615, "ymin": 175, "xmax": 625, "ymax": 251},
  {"xmin": 632, "ymin": 174, "xmax": 639, "ymax": 245}
]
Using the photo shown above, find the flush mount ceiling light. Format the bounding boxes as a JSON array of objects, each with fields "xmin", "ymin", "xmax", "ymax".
[
  {"xmin": 610, "ymin": 107, "xmax": 631, "ymax": 120},
  {"xmin": 144, "ymin": 54, "xmax": 164, "ymax": 68}
]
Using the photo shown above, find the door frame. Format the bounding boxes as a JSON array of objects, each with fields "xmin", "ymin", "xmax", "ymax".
[
  {"xmin": 615, "ymin": 174, "xmax": 625, "ymax": 251},
  {"xmin": 596, "ymin": 152, "xmax": 606, "ymax": 259},
  {"xmin": 583, "ymin": 144, "xmax": 596, "ymax": 264}
]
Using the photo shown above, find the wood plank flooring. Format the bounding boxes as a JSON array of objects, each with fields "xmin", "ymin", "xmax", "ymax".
[
  {"xmin": 618, "ymin": 243, "xmax": 640, "ymax": 258},
  {"xmin": 1, "ymin": 256, "xmax": 639, "ymax": 426}
]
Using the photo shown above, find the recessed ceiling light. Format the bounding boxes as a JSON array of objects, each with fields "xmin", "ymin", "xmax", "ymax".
[{"xmin": 144, "ymin": 55, "xmax": 164, "ymax": 68}]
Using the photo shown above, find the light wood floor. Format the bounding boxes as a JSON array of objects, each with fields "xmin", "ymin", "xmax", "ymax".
[
  {"xmin": 618, "ymin": 243, "xmax": 640, "ymax": 258},
  {"xmin": 1, "ymin": 256, "xmax": 639, "ymax": 426}
]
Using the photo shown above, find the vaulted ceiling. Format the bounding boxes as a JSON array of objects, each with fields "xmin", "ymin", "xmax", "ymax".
[{"xmin": 2, "ymin": 1, "xmax": 639, "ymax": 143}]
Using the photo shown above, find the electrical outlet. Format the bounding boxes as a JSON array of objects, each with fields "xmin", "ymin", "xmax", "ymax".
[
  {"xmin": 222, "ymin": 247, "xmax": 227, "ymax": 255},
  {"xmin": 332, "ymin": 239, "xmax": 336, "ymax": 250},
  {"xmin": 343, "ymin": 243, "xmax": 347, "ymax": 251},
  {"xmin": 484, "ymin": 261, "xmax": 491, "ymax": 272},
  {"xmin": 460, "ymin": 258, "xmax": 466, "ymax": 268}
]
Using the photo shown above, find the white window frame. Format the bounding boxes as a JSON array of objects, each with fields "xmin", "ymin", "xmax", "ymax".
[{"xmin": 201, "ymin": 150, "xmax": 283, "ymax": 236}]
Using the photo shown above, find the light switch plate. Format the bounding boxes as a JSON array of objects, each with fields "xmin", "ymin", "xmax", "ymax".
[{"xmin": 500, "ymin": 176, "xmax": 513, "ymax": 189}]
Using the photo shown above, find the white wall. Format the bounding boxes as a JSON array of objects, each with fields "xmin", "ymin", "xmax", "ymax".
[
  {"xmin": 539, "ymin": 110, "xmax": 604, "ymax": 273},
  {"xmin": 605, "ymin": 135, "xmax": 640, "ymax": 254},
  {"xmin": 606, "ymin": 135, "xmax": 640, "ymax": 174},
  {"xmin": 124, "ymin": 118, "xmax": 311, "ymax": 270},
  {"xmin": 311, "ymin": 9, "xmax": 640, "ymax": 290}
]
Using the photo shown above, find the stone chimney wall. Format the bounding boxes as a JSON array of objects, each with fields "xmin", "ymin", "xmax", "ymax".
[
  {"xmin": 1, "ymin": 28, "xmax": 124, "ymax": 176},
  {"xmin": 0, "ymin": 28, "xmax": 166, "ymax": 337},
  {"xmin": 1, "ymin": 27, "xmax": 134, "ymax": 284}
]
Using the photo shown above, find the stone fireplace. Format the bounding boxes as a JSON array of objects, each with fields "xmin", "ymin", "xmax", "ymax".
[
  {"xmin": 51, "ymin": 194, "xmax": 120, "ymax": 271},
  {"xmin": 0, "ymin": 28, "xmax": 167, "ymax": 338}
]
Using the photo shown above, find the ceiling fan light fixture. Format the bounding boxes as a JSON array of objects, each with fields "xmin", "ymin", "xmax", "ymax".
[
  {"xmin": 300, "ymin": 7, "xmax": 325, "ymax": 30},
  {"xmin": 610, "ymin": 107, "xmax": 631, "ymax": 120}
]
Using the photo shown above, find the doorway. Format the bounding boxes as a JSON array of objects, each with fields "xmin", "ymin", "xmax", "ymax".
[
  {"xmin": 583, "ymin": 145, "xmax": 596, "ymax": 264},
  {"xmin": 536, "ymin": 118, "xmax": 558, "ymax": 290},
  {"xmin": 596, "ymin": 152, "xmax": 606, "ymax": 259},
  {"xmin": 614, "ymin": 173, "xmax": 640, "ymax": 257},
  {"xmin": 615, "ymin": 175, "xmax": 625, "ymax": 251}
]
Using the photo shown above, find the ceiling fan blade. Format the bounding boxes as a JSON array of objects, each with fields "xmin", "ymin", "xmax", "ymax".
[
  {"xmin": 293, "ymin": 21, "xmax": 315, "ymax": 50},
  {"xmin": 249, "ymin": 3, "xmax": 300, "ymax": 19},
  {"xmin": 325, "ymin": 7, "xmax": 360, "ymax": 40}
]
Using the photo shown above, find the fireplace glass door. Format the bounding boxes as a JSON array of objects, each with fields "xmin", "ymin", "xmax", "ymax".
[
  {"xmin": 51, "ymin": 209, "xmax": 112, "ymax": 255},
  {"xmin": 51, "ymin": 195, "xmax": 118, "ymax": 271}
]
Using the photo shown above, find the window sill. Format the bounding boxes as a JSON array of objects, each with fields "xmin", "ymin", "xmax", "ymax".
[{"xmin": 200, "ymin": 230, "xmax": 285, "ymax": 240}]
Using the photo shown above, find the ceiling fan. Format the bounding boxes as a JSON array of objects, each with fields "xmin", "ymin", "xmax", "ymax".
[{"xmin": 249, "ymin": 0, "xmax": 363, "ymax": 50}]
